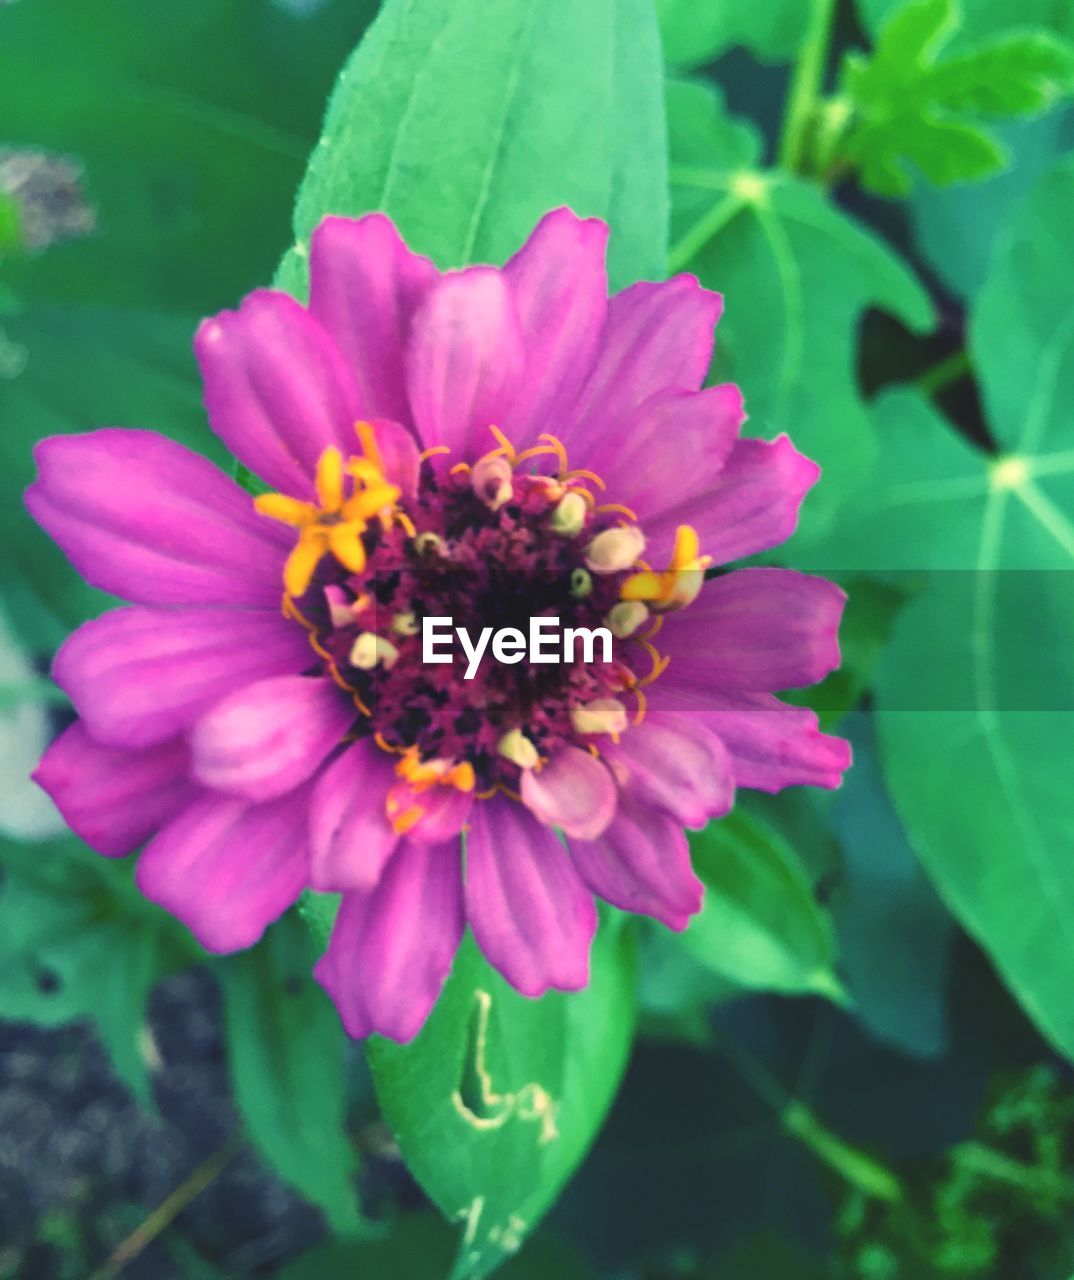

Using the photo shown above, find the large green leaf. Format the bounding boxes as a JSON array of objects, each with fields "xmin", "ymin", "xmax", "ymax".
[
  {"xmin": 0, "ymin": 836, "xmax": 194, "ymax": 1105},
  {"xmin": 910, "ymin": 108, "xmax": 1074, "ymax": 299},
  {"xmin": 832, "ymin": 714, "xmax": 953, "ymax": 1058},
  {"xmin": 667, "ymin": 79, "xmax": 933, "ymax": 541},
  {"xmin": 654, "ymin": 0, "xmax": 810, "ymax": 68},
  {"xmin": 217, "ymin": 912, "xmax": 368, "ymax": 1235},
  {"xmin": 275, "ymin": 0, "xmax": 667, "ymax": 292},
  {"xmin": 0, "ymin": 0, "xmax": 379, "ymax": 310},
  {"xmin": 368, "ymin": 925, "xmax": 635, "ymax": 1280},
  {"xmin": 682, "ymin": 810, "xmax": 843, "ymax": 1000},
  {"xmin": 859, "ymin": 158, "xmax": 1074, "ymax": 1060},
  {"xmin": 840, "ymin": 0, "xmax": 1074, "ymax": 196}
]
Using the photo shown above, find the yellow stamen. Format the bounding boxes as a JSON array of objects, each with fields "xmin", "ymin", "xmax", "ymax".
[
  {"xmin": 355, "ymin": 420, "xmax": 384, "ymax": 472},
  {"xmin": 487, "ymin": 425, "xmax": 516, "ymax": 460},
  {"xmin": 389, "ymin": 803, "xmax": 424, "ymax": 835},
  {"xmin": 620, "ymin": 524, "xmax": 711, "ymax": 611},
  {"xmin": 254, "ymin": 493, "xmax": 318, "ymax": 527},
  {"xmin": 418, "ymin": 445, "xmax": 451, "ymax": 462},
  {"xmin": 595, "ymin": 502, "xmax": 638, "ymax": 521},
  {"xmin": 315, "ymin": 447, "xmax": 345, "ymax": 511},
  {"xmin": 564, "ymin": 468, "xmax": 607, "ymax": 491},
  {"xmin": 255, "ymin": 434, "xmax": 403, "ymax": 594}
]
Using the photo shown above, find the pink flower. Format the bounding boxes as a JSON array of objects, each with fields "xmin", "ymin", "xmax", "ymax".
[{"xmin": 27, "ymin": 209, "xmax": 849, "ymax": 1042}]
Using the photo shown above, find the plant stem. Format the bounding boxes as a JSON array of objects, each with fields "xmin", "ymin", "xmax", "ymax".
[
  {"xmin": 916, "ymin": 348, "xmax": 971, "ymax": 397},
  {"xmin": 779, "ymin": 0, "xmax": 839, "ymax": 174},
  {"xmin": 715, "ymin": 1030, "xmax": 903, "ymax": 1203},
  {"xmin": 87, "ymin": 1134, "xmax": 243, "ymax": 1280}
]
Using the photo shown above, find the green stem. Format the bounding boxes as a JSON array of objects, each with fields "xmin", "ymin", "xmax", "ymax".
[
  {"xmin": 778, "ymin": 0, "xmax": 839, "ymax": 174},
  {"xmin": 916, "ymin": 348, "xmax": 971, "ymax": 397},
  {"xmin": 715, "ymin": 1030, "xmax": 903, "ymax": 1203}
]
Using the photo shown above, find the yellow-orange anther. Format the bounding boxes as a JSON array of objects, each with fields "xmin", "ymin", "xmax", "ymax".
[
  {"xmin": 620, "ymin": 525, "xmax": 711, "ymax": 611},
  {"xmin": 394, "ymin": 747, "xmax": 476, "ymax": 794},
  {"xmin": 253, "ymin": 433, "xmax": 400, "ymax": 597}
]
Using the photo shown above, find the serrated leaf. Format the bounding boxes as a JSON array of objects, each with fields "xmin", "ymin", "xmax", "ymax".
[
  {"xmin": 217, "ymin": 912, "xmax": 368, "ymax": 1236},
  {"xmin": 843, "ymin": 157, "xmax": 1074, "ymax": 1062},
  {"xmin": 841, "ymin": 0, "xmax": 1074, "ymax": 195},
  {"xmin": 654, "ymin": 0, "xmax": 811, "ymax": 68},
  {"xmin": 276, "ymin": 0, "xmax": 667, "ymax": 293},
  {"xmin": 682, "ymin": 810, "xmax": 843, "ymax": 1000},
  {"xmin": 368, "ymin": 925, "xmax": 634, "ymax": 1280},
  {"xmin": 857, "ymin": 0, "xmax": 1074, "ymax": 45},
  {"xmin": 668, "ymin": 80, "xmax": 932, "ymax": 542},
  {"xmin": 0, "ymin": 836, "xmax": 194, "ymax": 1104}
]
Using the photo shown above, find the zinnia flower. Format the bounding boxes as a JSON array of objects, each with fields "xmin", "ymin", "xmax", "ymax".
[{"xmin": 27, "ymin": 208, "xmax": 850, "ymax": 1042}]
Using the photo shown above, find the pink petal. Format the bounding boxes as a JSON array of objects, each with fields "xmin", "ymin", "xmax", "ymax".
[
  {"xmin": 314, "ymin": 838, "xmax": 464, "ymax": 1042},
  {"xmin": 25, "ymin": 430, "xmax": 290, "ymax": 609},
  {"xmin": 659, "ymin": 569, "xmax": 845, "ymax": 692},
  {"xmin": 365, "ymin": 417, "xmax": 421, "ymax": 505},
  {"xmin": 195, "ymin": 290, "xmax": 364, "ymax": 501},
  {"xmin": 405, "ymin": 267, "xmax": 524, "ymax": 460},
  {"xmin": 136, "ymin": 784, "xmax": 312, "ymax": 952},
  {"xmin": 190, "ymin": 675, "xmax": 352, "ymax": 801},
  {"xmin": 519, "ymin": 745, "xmax": 617, "ymax": 839},
  {"xmin": 569, "ymin": 795, "xmax": 704, "ymax": 930},
  {"xmin": 386, "ymin": 778, "xmax": 473, "ymax": 845},
  {"xmin": 605, "ymin": 712, "xmax": 734, "ymax": 828},
  {"xmin": 309, "ymin": 739, "xmax": 399, "ymax": 892},
  {"xmin": 309, "ymin": 214, "xmax": 438, "ymax": 424},
  {"xmin": 53, "ymin": 606, "xmax": 312, "ymax": 749},
  {"xmin": 695, "ymin": 692, "xmax": 851, "ymax": 792},
  {"xmin": 33, "ymin": 722, "xmax": 194, "ymax": 857},
  {"xmin": 502, "ymin": 207, "xmax": 609, "ymax": 442},
  {"xmin": 693, "ymin": 435, "xmax": 819, "ymax": 565},
  {"xmin": 594, "ymin": 384, "xmax": 744, "ymax": 557},
  {"xmin": 465, "ymin": 798, "xmax": 597, "ymax": 997},
  {"xmin": 565, "ymin": 276, "xmax": 723, "ymax": 462}
]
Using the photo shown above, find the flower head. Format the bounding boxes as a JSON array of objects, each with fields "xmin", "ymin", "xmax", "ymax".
[{"xmin": 27, "ymin": 208, "xmax": 850, "ymax": 1042}]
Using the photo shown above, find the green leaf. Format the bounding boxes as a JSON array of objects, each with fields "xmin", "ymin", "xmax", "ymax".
[
  {"xmin": 668, "ymin": 80, "xmax": 933, "ymax": 541},
  {"xmin": 841, "ymin": 0, "xmax": 1074, "ymax": 195},
  {"xmin": 910, "ymin": 108, "xmax": 1074, "ymax": 298},
  {"xmin": 682, "ymin": 810, "xmax": 844, "ymax": 1000},
  {"xmin": 275, "ymin": 0, "xmax": 667, "ymax": 293},
  {"xmin": 654, "ymin": 0, "xmax": 811, "ymax": 68},
  {"xmin": 0, "ymin": 192, "xmax": 20, "ymax": 253},
  {"xmin": 368, "ymin": 924, "xmax": 635, "ymax": 1280},
  {"xmin": 278, "ymin": 1214, "xmax": 599, "ymax": 1280},
  {"xmin": 863, "ymin": 157, "xmax": 1074, "ymax": 1061},
  {"xmin": 832, "ymin": 714, "xmax": 953, "ymax": 1058},
  {"xmin": 0, "ymin": 307, "xmax": 228, "ymax": 650},
  {"xmin": 0, "ymin": 836, "xmax": 194, "ymax": 1105},
  {"xmin": 217, "ymin": 912, "xmax": 368, "ymax": 1236},
  {"xmin": 857, "ymin": 0, "xmax": 1074, "ymax": 45},
  {"xmin": 0, "ymin": 0, "xmax": 380, "ymax": 310}
]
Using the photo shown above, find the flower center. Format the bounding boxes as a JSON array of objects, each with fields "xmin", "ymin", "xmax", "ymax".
[{"xmin": 255, "ymin": 422, "xmax": 709, "ymax": 805}]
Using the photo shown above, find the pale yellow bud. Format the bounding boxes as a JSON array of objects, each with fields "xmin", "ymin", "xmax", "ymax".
[
  {"xmin": 570, "ymin": 697, "xmax": 629, "ymax": 736},
  {"xmin": 497, "ymin": 728, "xmax": 540, "ymax": 770},
  {"xmin": 349, "ymin": 632, "xmax": 399, "ymax": 670},
  {"xmin": 585, "ymin": 525, "xmax": 645, "ymax": 573},
  {"xmin": 606, "ymin": 600, "xmax": 649, "ymax": 638},
  {"xmin": 548, "ymin": 491, "xmax": 587, "ymax": 536}
]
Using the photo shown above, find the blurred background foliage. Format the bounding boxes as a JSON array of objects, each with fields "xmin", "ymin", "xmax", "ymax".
[{"xmin": 3, "ymin": 0, "xmax": 1074, "ymax": 1277}]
